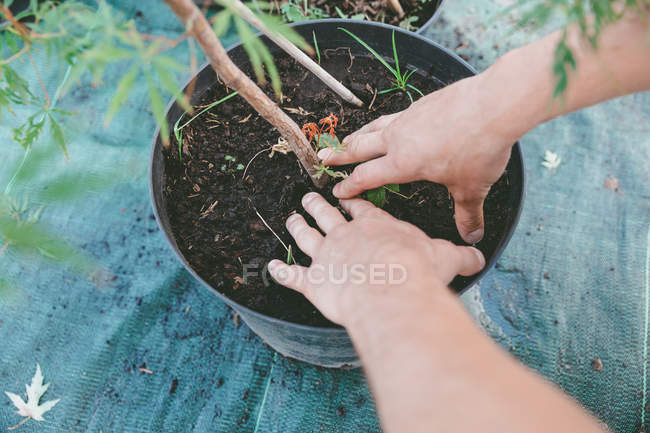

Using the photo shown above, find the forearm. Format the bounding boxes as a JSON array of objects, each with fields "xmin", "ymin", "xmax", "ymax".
[
  {"xmin": 346, "ymin": 284, "xmax": 606, "ymax": 433},
  {"xmin": 476, "ymin": 13, "xmax": 650, "ymax": 144}
]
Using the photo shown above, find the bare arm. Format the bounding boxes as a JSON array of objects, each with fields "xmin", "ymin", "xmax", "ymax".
[
  {"xmin": 268, "ymin": 193, "xmax": 607, "ymax": 433},
  {"xmin": 322, "ymin": 14, "xmax": 650, "ymax": 243}
]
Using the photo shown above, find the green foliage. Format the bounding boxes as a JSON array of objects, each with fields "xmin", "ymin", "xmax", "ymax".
[
  {"xmin": 313, "ymin": 163, "xmax": 347, "ymax": 179},
  {"xmin": 286, "ymin": 244, "xmax": 294, "ymax": 265},
  {"xmin": 280, "ymin": 0, "xmax": 328, "ymax": 22},
  {"xmin": 213, "ymin": 0, "xmax": 312, "ymax": 97},
  {"xmin": 312, "ymin": 31, "xmax": 321, "ymax": 65},
  {"xmin": 0, "ymin": 145, "xmax": 111, "ymax": 280},
  {"xmin": 338, "ymin": 28, "xmax": 424, "ymax": 103},
  {"xmin": 365, "ymin": 184, "xmax": 399, "ymax": 208},
  {"xmin": 506, "ymin": 0, "xmax": 648, "ymax": 97},
  {"xmin": 1, "ymin": 1, "xmax": 191, "ymax": 150}
]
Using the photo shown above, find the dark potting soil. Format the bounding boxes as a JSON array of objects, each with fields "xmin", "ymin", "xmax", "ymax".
[
  {"xmin": 162, "ymin": 51, "xmax": 516, "ymax": 327},
  {"xmin": 276, "ymin": 0, "xmax": 441, "ymax": 31}
]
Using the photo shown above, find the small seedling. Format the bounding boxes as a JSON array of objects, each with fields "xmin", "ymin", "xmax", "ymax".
[
  {"xmin": 173, "ymin": 92, "xmax": 240, "ymax": 160},
  {"xmin": 312, "ymin": 31, "xmax": 321, "ymax": 65},
  {"xmin": 281, "ymin": 0, "xmax": 328, "ymax": 22},
  {"xmin": 221, "ymin": 155, "xmax": 245, "ymax": 173},
  {"xmin": 286, "ymin": 245, "xmax": 294, "ymax": 265},
  {"xmin": 338, "ymin": 27, "xmax": 424, "ymax": 103}
]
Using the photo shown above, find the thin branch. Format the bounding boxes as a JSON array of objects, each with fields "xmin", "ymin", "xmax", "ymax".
[
  {"xmin": 0, "ymin": 44, "xmax": 30, "ymax": 65},
  {"xmin": 163, "ymin": 0, "xmax": 327, "ymax": 187},
  {"xmin": 0, "ymin": 4, "xmax": 31, "ymax": 38},
  {"xmin": 27, "ymin": 51, "xmax": 50, "ymax": 108},
  {"xmin": 228, "ymin": 0, "xmax": 364, "ymax": 107},
  {"xmin": 0, "ymin": 242, "xmax": 9, "ymax": 256}
]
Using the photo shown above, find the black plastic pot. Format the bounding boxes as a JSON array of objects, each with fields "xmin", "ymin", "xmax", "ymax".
[
  {"xmin": 415, "ymin": 0, "xmax": 446, "ymax": 34},
  {"xmin": 150, "ymin": 20, "xmax": 525, "ymax": 368}
]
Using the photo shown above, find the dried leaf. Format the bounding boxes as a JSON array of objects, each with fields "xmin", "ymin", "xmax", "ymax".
[{"xmin": 5, "ymin": 364, "xmax": 60, "ymax": 425}]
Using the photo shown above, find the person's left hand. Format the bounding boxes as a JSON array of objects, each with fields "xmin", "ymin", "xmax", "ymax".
[{"xmin": 267, "ymin": 192, "xmax": 485, "ymax": 326}]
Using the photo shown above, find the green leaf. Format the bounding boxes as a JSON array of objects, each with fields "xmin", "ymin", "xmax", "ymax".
[
  {"xmin": 281, "ymin": 2, "xmax": 307, "ymax": 22},
  {"xmin": 366, "ymin": 187, "xmax": 387, "ymax": 208},
  {"xmin": 105, "ymin": 65, "xmax": 139, "ymax": 126},
  {"xmin": 213, "ymin": 9, "xmax": 234, "ymax": 37},
  {"xmin": 47, "ymin": 113, "xmax": 69, "ymax": 160},
  {"xmin": 234, "ymin": 16, "xmax": 266, "ymax": 85},
  {"xmin": 12, "ymin": 112, "xmax": 46, "ymax": 150},
  {"xmin": 153, "ymin": 62, "xmax": 191, "ymax": 113},
  {"xmin": 146, "ymin": 71, "xmax": 169, "ymax": 146},
  {"xmin": 36, "ymin": 171, "xmax": 114, "ymax": 203},
  {"xmin": 338, "ymin": 27, "xmax": 398, "ymax": 79}
]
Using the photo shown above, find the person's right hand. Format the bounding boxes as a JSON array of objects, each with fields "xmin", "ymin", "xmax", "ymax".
[{"xmin": 318, "ymin": 75, "xmax": 522, "ymax": 244}]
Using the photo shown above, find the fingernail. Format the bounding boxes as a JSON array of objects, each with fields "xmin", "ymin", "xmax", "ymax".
[
  {"xmin": 285, "ymin": 213, "xmax": 300, "ymax": 228},
  {"xmin": 465, "ymin": 228, "xmax": 484, "ymax": 244},
  {"xmin": 267, "ymin": 259, "xmax": 281, "ymax": 272},
  {"xmin": 332, "ymin": 183, "xmax": 342, "ymax": 197},
  {"xmin": 470, "ymin": 247, "xmax": 486, "ymax": 269},
  {"xmin": 317, "ymin": 148, "xmax": 332, "ymax": 160},
  {"xmin": 302, "ymin": 192, "xmax": 318, "ymax": 205}
]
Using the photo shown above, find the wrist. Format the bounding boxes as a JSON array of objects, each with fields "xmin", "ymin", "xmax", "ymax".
[
  {"xmin": 342, "ymin": 280, "xmax": 459, "ymax": 351},
  {"xmin": 474, "ymin": 48, "xmax": 551, "ymax": 146}
]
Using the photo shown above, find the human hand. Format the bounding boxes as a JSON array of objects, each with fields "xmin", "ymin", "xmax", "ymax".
[
  {"xmin": 267, "ymin": 192, "xmax": 485, "ymax": 327},
  {"xmin": 318, "ymin": 75, "xmax": 520, "ymax": 244}
]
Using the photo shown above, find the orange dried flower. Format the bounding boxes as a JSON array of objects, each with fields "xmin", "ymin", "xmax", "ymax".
[
  {"xmin": 319, "ymin": 113, "xmax": 338, "ymax": 137},
  {"xmin": 301, "ymin": 122, "xmax": 320, "ymax": 144}
]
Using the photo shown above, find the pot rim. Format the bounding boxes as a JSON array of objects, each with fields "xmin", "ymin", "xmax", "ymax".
[
  {"xmin": 415, "ymin": 0, "xmax": 448, "ymax": 34},
  {"xmin": 148, "ymin": 19, "xmax": 526, "ymax": 334}
]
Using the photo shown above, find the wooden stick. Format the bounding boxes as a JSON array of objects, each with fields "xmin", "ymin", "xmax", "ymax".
[
  {"xmin": 229, "ymin": 0, "xmax": 364, "ymax": 107},
  {"xmin": 387, "ymin": 0, "xmax": 405, "ymax": 18},
  {"xmin": 163, "ymin": 0, "xmax": 327, "ymax": 188}
]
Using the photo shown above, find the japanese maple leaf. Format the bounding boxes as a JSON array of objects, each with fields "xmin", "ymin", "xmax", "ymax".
[{"xmin": 5, "ymin": 364, "xmax": 60, "ymax": 428}]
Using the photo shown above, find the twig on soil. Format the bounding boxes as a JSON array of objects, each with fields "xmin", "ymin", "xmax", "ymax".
[
  {"xmin": 368, "ymin": 87, "xmax": 378, "ymax": 110},
  {"xmin": 249, "ymin": 199, "xmax": 291, "ymax": 255}
]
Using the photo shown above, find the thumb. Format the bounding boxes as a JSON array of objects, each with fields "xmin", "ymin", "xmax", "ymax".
[
  {"xmin": 452, "ymin": 189, "xmax": 487, "ymax": 244},
  {"xmin": 431, "ymin": 241, "xmax": 486, "ymax": 283}
]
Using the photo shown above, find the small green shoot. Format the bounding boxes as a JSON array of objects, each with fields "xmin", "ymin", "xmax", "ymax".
[
  {"xmin": 312, "ymin": 163, "xmax": 348, "ymax": 180},
  {"xmin": 338, "ymin": 27, "xmax": 424, "ymax": 103},
  {"xmin": 173, "ymin": 91, "xmax": 239, "ymax": 160},
  {"xmin": 286, "ymin": 245, "xmax": 294, "ymax": 265},
  {"xmin": 312, "ymin": 31, "xmax": 321, "ymax": 65},
  {"xmin": 221, "ymin": 155, "xmax": 245, "ymax": 173}
]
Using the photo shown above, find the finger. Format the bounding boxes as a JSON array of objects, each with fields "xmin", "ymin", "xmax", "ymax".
[
  {"xmin": 285, "ymin": 213, "xmax": 322, "ymax": 257},
  {"xmin": 318, "ymin": 130, "xmax": 386, "ymax": 166},
  {"xmin": 333, "ymin": 157, "xmax": 408, "ymax": 198},
  {"xmin": 301, "ymin": 192, "xmax": 346, "ymax": 233},
  {"xmin": 267, "ymin": 260, "xmax": 309, "ymax": 294},
  {"xmin": 339, "ymin": 198, "xmax": 386, "ymax": 219},
  {"xmin": 431, "ymin": 241, "xmax": 485, "ymax": 283},
  {"xmin": 451, "ymin": 189, "xmax": 487, "ymax": 244},
  {"xmin": 343, "ymin": 113, "xmax": 399, "ymax": 142}
]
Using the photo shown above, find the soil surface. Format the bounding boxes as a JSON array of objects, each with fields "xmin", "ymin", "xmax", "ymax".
[
  {"xmin": 162, "ymin": 51, "xmax": 517, "ymax": 327},
  {"xmin": 273, "ymin": 0, "xmax": 441, "ymax": 31}
]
